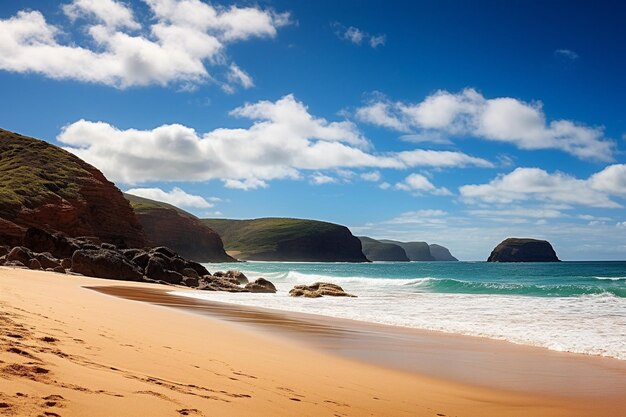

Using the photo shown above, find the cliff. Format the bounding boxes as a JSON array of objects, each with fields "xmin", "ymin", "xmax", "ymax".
[
  {"xmin": 358, "ymin": 237, "xmax": 409, "ymax": 261},
  {"xmin": 124, "ymin": 194, "xmax": 234, "ymax": 263},
  {"xmin": 380, "ymin": 240, "xmax": 436, "ymax": 261},
  {"xmin": 429, "ymin": 244, "xmax": 458, "ymax": 261},
  {"xmin": 0, "ymin": 129, "xmax": 145, "ymax": 247},
  {"xmin": 487, "ymin": 238, "xmax": 560, "ymax": 262},
  {"xmin": 202, "ymin": 218, "xmax": 368, "ymax": 262}
]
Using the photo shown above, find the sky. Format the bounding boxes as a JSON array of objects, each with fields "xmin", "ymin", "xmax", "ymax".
[{"xmin": 1, "ymin": 0, "xmax": 625, "ymax": 261}]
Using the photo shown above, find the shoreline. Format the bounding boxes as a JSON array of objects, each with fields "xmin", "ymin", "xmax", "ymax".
[
  {"xmin": 93, "ymin": 285, "xmax": 626, "ymax": 398},
  {"xmin": 1, "ymin": 267, "xmax": 625, "ymax": 416}
]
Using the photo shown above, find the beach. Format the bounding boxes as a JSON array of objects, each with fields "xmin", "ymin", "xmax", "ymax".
[{"xmin": 1, "ymin": 267, "xmax": 626, "ymax": 417}]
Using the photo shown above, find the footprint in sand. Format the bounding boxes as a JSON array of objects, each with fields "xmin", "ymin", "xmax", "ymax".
[
  {"xmin": 177, "ymin": 409, "xmax": 201, "ymax": 416},
  {"xmin": 42, "ymin": 394, "xmax": 65, "ymax": 408}
]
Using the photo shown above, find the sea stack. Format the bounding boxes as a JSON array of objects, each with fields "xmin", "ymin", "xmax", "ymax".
[{"xmin": 487, "ymin": 238, "xmax": 560, "ymax": 262}]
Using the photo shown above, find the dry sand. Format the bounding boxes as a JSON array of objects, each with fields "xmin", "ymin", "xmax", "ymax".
[{"xmin": 1, "ymin": 267, "xmax": 625, "ymax": 417}]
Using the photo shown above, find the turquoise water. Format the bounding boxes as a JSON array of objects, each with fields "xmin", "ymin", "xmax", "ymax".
[
  {"xmin": 183, "ymin": 261, "xmax": 626, "ymax": 360},
  {"xmin": 205, "ymin": 261, "xmax": 626, "ymax": 298}
]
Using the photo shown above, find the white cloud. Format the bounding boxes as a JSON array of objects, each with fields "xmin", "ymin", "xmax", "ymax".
[
  {"xmin": 400, "ymin": 132, "xmax": 452, "ymax": 145},
  {"xmin": 397, "ymin": 149, "xmax": 493, "ymax": 168},
  {"xmin": 360, "ymin": 171, "xmax": 381, "ymax": 182},
  {"xmin": 381, "ymin": 210, "xmax": 448, "ymax": 226},
  {"xmin": 460, "ymin": 166, "xmax": 626, "ymax": 208},
  {"xmin": 379, "ymin": 182, "xmax": 391, "ymax": 190},
  {"xmin": 0, "ymin": 1, "xmax": 290, "ymax": 88},
  {"xmin": 343, "ymin": 26, "xmax": 365, "ymax": 44},
  {"xmin": 310, "ymin": 173, "xmax": 336, "ymax": 185},
  {"xmin": 588, "ymin": 164, "xmax": 626, "ymax": 197},
  {"xmin": 58, "ymin": 94, "xmax": 491, "ymax": 189},
  {"xmin": 395, "ymin": 173, "xmax": 451, "ymax": 196},
  {"xmin": 333, "ymin": 23, "xmax": 385, "ymax": 48},
  {"xmin": 224, "ymin": 178, "xmax": 268, "ymax": 190},
  {"xmin": 63, "ymin": 0, "xmax": 139, "ymax": 29},
  {"xmin": 125, "ymin": 187, "xmax": 214, "ymax": 208},
  {"xmin": 554, "ymin": 49, "xmax": 579, "ymax": 60},
  {"xmin": 369, "ymin": 34, "xmax": 386, "ymax": 48},
  {"xmin": 356, "ymin": 89, "xmax": 615, "ymax": 161},
  {"xmin": 224, "ymin": 63, "xmax": 254, "ymax": 93},
  {"xmin": 467, "ymin": 207, "xmax": 565, "ymax": 219}
]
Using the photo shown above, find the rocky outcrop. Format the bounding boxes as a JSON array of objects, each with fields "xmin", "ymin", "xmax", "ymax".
[
  {"xmin": 0, "ymin": 129, "xmax": 145, "ymax": 248},
  {"xmin": 487, "ymin": 238, "xmax": 560, "ymax": 262},
  {"xmin": 1, "ymin": 235, "xmax": 277, "ymax": 293},
  {"xmin": 429, "ymin": 244, "xmax": 458, "ymax": 261},
  {"xmin": 289, "ymin": 282, "xmax": 356, "ymax": 298},
  {"xmin": 358, "ymin": 237, "xmax": 409, "ymax": 261},
  {"xmin": 124, "ymin": 193, "xmax": 233, "ymax": 263},
  {"xmin": 203, "ymin": 218, "xmax": 368, "ymax": 262},
  {"xmin": 71, "ymin": 249, "xmax": 144, "ymax": 281},
  {"xmin": 244, "ymin": 278, "xmax": 277, "ymax": 293}
]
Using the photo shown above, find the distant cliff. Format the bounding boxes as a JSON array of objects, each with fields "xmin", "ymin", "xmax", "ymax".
[
  {"xmin": 125, "ymin": 194, "xmax": 234, "ymax": 263},
  {"xmin": 380, "ymin": 240, "xmax": 436, "ymax": 261},
  {"xmin": 202, "ymin": 218, "xmax": 368, "ymax": 262},
  {"xmin": 429, "ymin": 244, "xmax": 458, "ymax": 261},
  {"xmin": 0, "ymin": 128, "xmax": 145, "ymax": 247},
  {"xmin": 358, "ymin": 237, "xmax": 457, "ymax": 262},
  {"xmin": 487, "ymin": 238, "xmax": 560, "ymax": 262},
  {"xmin": 359, "ymin": 237, "xmax": 409, "ymax": 261}
]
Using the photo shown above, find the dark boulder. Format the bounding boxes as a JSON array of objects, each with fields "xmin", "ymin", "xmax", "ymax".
[
  {"xmin": 289, "ymin": 282, "xmax": 356, "ymax": 298},
  {"xmin": 101, "ymin": 243, "xmax": 117, "ymax": 250},
  {"xmin": 214, "ymin": 270, "xmax": 248, "ymax": 284},
  {"xmin": 35, "ymin": 253, "xmax": 60, "ymax": 269},
  {"xmin": 71, "ymin": 249, "xmax": 144, "ymax": 281},
  {"xmin": 199, "ymin": 276, "xmax": 248, "ymax": 292},
  {"xmin": 181, "ymin": 268, "xmax": 199, "ymax": 279},
  {"xmin": 52, "ymin": 266, "xmax": 66, "ymax": 274},
  {"xmin": 131, "ymin": 252, "xmax": 151, "ymax": 269},
  {"xmin": 244, "ymin": 277, "xmax": 276, "ymax": 293},
  {"xmin": 144, "ymin": 256, "xmax": 183, "ymax": 284},
  {"xmin": 182, "ymin": 276, "xmax": 199, "ymax": 287},
  {"xmin": 61, "ymin": 258, "xmax": 72, "ymax": 269},
  {"xmin": 28, "ymin": 258, "xmax": 42, "ymax": 270},
  {"xmin": 0, "ymin": 246, "xmax": 9, "ymax": 257},
  {"xmin": 7, "ymin": 246, "xmax": 33, "ymax": 265},
  {"xmin": 152, "ymin": 246, "xmax": 177, "ymax": 258},
  {"xmin": 487, "ymin": 238, "xmax": 560, "ymax": 262},
  {"xmin": 23, "ymin": 227, "xmax": 79, "ymax": 259},
  {"xmin": 4, "ymin": 260, "xmax": 26, "ymax": 268}
]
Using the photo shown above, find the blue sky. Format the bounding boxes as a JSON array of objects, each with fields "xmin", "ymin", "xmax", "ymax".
[{"xmin": 1, "ymin": 0, "xmax": 625, "ymax": 260}]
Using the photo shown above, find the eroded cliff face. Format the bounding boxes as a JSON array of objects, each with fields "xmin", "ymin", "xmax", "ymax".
[
  {"xmin": 487, "ymin": 238, "xmax": 560, "ymax": 262},
  {"xmin": 0, "ymin": 129, "xmax": 145, "ymax": 248},
  {"xmin": 132, "ymin": 207, "xmax": 234, "ymax": 263}
]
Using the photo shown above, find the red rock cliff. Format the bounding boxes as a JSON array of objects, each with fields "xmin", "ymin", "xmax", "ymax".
[{"xmin": 0, "ymin": 129, "xmax": 145, "ymax": 247}]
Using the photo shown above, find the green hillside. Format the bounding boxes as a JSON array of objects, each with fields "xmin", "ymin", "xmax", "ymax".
[
  {"xmin": 202, "ymin": 218, "xmax": 368, "ymax": 262},
  {"xmin": 358, "ymin": 237, "xmax": 409, "ymax": 261}
]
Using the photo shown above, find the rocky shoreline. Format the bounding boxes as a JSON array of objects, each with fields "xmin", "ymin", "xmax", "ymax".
[{"xmin": 0, "ymin": 226, "xmax": 354, "ymax": 298}]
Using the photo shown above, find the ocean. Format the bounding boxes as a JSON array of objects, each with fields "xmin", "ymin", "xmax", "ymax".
[{"xmin": 173, "ymin": 261, "xmax": 626, "ymax": 360}]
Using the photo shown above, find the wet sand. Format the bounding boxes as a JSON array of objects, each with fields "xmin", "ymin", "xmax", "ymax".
[
  {"xmin": 1, "ymin": 267, "xmax": 625, "ymax": 416},
  {"xmin": 93, "ymin": 285, "xmax": 626, "ymax": 398}
]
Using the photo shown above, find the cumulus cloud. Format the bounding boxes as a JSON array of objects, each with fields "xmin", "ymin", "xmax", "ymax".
[
  {"xmin": 395, "ymin": 173, "xmax": 451, "ymax": 196},
  {"xmin": 360, "ymin": 171, "xmax": 381, "ymax": 182},
  {"xmin": 356, "ymin": 89, "xmax": 615, "ymax": 161},
  {"xmin": 310, "ymin": 173, "xmax": 336, "ymax": 185},
  {"xmin": 0, "ymin": 0, "xmax": 291, "ymax": 88},
  {"xmin": 125, "ymin": 187, "xmax": 214, "ymax": 208},
  {"xmin": 554, "ymin": 49, "xmax": 579, "ymax": 60},
  {"xmin": 58, "ymin": 94, "xmax": 492, "ymax": 189},
  {"xmin": 460, "ymin": 165, "xmax": 626, "ymax": 208},
  {"xmin": 332, "ymin": 22, "xmax": 385, "ymax": 48}
]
